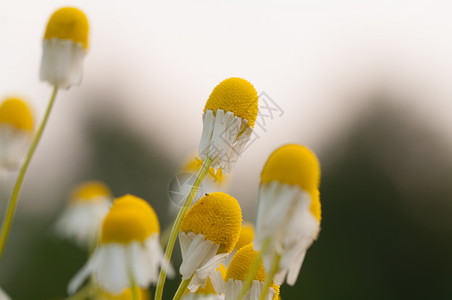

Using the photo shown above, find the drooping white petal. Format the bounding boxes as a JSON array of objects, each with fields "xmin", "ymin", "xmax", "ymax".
[
  {"xmin": 0, "ymin": 125, "xmax": 31, "ymax": 172},
  {"xmin": 224, "ymin": 279, "xmax": 275, "ymax": 300}
]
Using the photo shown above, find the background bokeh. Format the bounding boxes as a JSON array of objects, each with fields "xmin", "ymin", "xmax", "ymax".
[{"xmin": 1, "ymin": 0, "xmax": 452, "ymax": 299}]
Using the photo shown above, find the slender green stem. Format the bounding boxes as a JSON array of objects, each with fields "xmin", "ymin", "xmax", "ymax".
[
  {"xmin": 131, "ymin": 280, "xmax": 138, "ymax": 300},
  {"xmin": 0, "ymin": 86, "xmax": 58, "ymax": 262},
  {"xmin": 172, "ymin": 279, "xmax": 190, "ymax": 300},
  {"xmin": 237, "ymin": 237, "xmax": 272, "ymax": 300},
  {"xmin": 154, "ymin": 157, "xmax": 213, "ymax": 300},
  {"xmin": 259, "ymin": 253, "xmax": 281, "ymax": 300}
]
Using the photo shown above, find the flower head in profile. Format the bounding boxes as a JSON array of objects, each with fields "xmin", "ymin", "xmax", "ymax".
[
  {"xmin": 255, "ymin": 144, "xmax": 321, "ymax": 285},
  {"xmin": 199, "ymin": 78, "xmax": 258, "ymax": 174},
  {"xmin": 68, "ymin": 194, "xmax": 173, "ymax": 295},
  {"xmin": 179, "ymin": 192, "xmax": 242, "ymax": 293},
  {"xmin": 223, "ymin": 243, "xmax": 279, "ymax": 300},
  {"xmin": 54, "ymin": 181, "xmax": 113, "ymax": 249},
  {"xmin": 40, "ymin": 7, "xmax": 89, "ymax": 89},
  {"xmin": 0, "ymin": 97, "xmax": 34, "ymax": 171}
]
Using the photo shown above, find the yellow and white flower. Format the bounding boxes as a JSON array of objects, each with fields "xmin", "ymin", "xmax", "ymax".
[
  {"xmin": 68, "ymin": 194, "xmax": 173, "ymax": 295},
  {"xmin": 255, "ymin": 144, "xmax": 321, "ymax": 285},
  {"xmin": 179, "ymin": 192, "xmax": 242, "ymax": 293},
  {"xmin": 96, "ymin": 286, "xmax": 150, "ymax": 300},
  {"xmin": 199, "ymin": 78, "xmax": 259, "ymax": 174},
  {"xmin": 54, "ymin": 181, "xmax": 113, "ymax": 249},
  {"xmin": 223, "ymin": 243, "xmax": 279, "ymax": 300},
  {"xmin": 40, "ymin": 7, "xmax": 89, "ymax": 89},
  {"xmin": 0, "ymin": 97, "xmax": 34, "ymax": 172}
]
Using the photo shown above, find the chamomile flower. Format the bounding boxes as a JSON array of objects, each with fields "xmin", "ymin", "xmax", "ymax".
[
  {"xmin": 224, "ymin": 243, "xmax": 279, "ymax": 300},
  {"xmin": 255, "ymin": 144, "xmax": 321, "ymax": 285},
  {"xmin": 199, "ymin": 78, "xmax": 259, "ymax": 174},
  {"xmin": 0, "ymin": 98, "xmax": 34, "ymax": 172},
  {"xmin": 0, "ymin": 287, "xmax": 11, "ymax": 300},
  {"xmin": 179, "ymin": 192, "xmax": 242, "ymax": 292},
  {"xmin": 54, "ymin": 181, "xmax": 113, "ymax": 249},
  {"xmin": 68, "ymin": 194, "xmax": 173, "ymax": 295},
  {"xmin": 181, "ymin": 265, "xmax": 226, "ymax": 300},
  {"xmin": 40, "ymin": 7, "xmax": 89, "ymax": 89}
]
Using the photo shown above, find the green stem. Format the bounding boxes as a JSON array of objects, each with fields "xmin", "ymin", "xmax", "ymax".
[
  {"xmin": 172, "ymin": 279, "xmax": 190, "ymax": 300},
  {"xmin": 131, "ymin": 280, "xmax": 138, "ymax": 300},
  {"xmin": 154, "ymin": 157, "xmax": 212, "ymax": 300},
  {"xmin": 259, "ymin": 253, "xmax": 281, "ymax": 300},
  {"xmin": 0, "ymin": 86, "xmax": 58, "ymax": 262},
  {"xmin": 237, "ymin": 237, "xmax": 272, "ymax": 300}
]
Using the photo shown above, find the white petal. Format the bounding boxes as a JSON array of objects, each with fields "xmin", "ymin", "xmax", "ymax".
[{"xmin": 94, "ymin": 244, "xmax": 130, "ymax": 294}]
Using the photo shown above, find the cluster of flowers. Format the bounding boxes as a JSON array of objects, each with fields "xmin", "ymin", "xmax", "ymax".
[{"xmin": 0, "ymin": 7, "xmax": 322, "ymax": 300}]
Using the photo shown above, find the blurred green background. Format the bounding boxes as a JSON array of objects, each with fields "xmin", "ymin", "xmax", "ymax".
[{"xmin": 1, "ymin": 100, "xmax": 451, "ymax": 300}]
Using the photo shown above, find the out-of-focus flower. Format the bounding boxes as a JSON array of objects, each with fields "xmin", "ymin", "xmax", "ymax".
[
  {"xmin": 54, "ymin": 181, "xmax": 113, "ymax": 249},
  {"xmin": 0, "ymin": 287, "xmax": 11, "ymax": 300},
  {"xmin": 0, "ymin": 97, "xmax": 34, "ymax": 172},
  {"xmin": 40, "ymin": 7, "xmax": 89, "ymax": 89},
  {"xmin": 181, "ymin": 265, "xmax": 226, "ymax": 300},
  {"xmin": 68, "ymin": 194, "xmax": 173, "ymax": 295},
  {"xmin": 223, "ymin": 243, "xmax": 279, "ymax": 300},
  {"xmin": 179, "ymin": 192, "xmax": 242, "ymax": 292},
  {"xmin": 255, "ymin": 144, "xmax": 321, "ymax": 285},
  {"xmin": 199, "ymin": 78, "xmax": 259, "ymax": 174}
]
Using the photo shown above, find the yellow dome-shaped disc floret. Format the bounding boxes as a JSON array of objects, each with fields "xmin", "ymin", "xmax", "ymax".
[
  {"xmin": 70, "ymin": 181, "xmax": 112, "ymax": 202},
  {"xmin": 234, "ymin": 222, "xmax": 254, "ymax": 251},
  {"xmin": 261, "ymin": 144, "xmax": 320, "ymax": 194},
  {"xmin": 44, "ymin": 7, "xmax": 89, "ymax": 49},
  {"xmin": 0, "ymin": 98, "xmax": 33, "ymax": 132},
  {"xmin": 180, "ymin": 192, "xmax": 242, "ymax": 253},
  {"xmin": 101, "ymin": 195, "xmax": 160, "ymax": 244},
  {"xmin": 227, "ymin": 243, "xmax": 280, "ymax": 298},
  {"xmin": 97, "ymin": 287, "xmax": 149, "ymax": 300},
  {"xmin": 310, "ymin": 189, "xmax": 322, "ymax": 222},
  {"xmin": 204, "ymin": 78, "xmax": 258, "ymax": 128}
]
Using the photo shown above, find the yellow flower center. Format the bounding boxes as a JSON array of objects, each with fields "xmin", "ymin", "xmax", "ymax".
[
  {"xmin": 97, "ymin": 287, "xmax": 149, "ymax": 300},
  {"xmin": 234, "ymin": 222, "xmax": 254, "ymax": 251},
  {"xmin": 180, "ymin": 192, "xmax": 242, "ymax": 253},
  {"xmin": 183, "ymin": 157, "xmax": 224, "ymax": 184},
  {"xmin": 261, "ymin": 144, "xmax": 320, "ymax": 194},
  {"xmin": 101, "ymin": 195, "xmax": 160, "ymax": 244},
  {"xmin": 44, "ymin": 7, "xmax": 89, "ymax": 49},
  {"xmin": 0, "ymin": 98, "xmax": 33, "ymax": 132},
  {"xmin": 70, "ymin": 181, "xmax": 112, "ymax": 203},
  {"xmin": 204, "ymin": 78, "xmax": 258, "ymax": 128},
  {"xmin": 226, "ymin": 243, "xmax": 280, "ymax": 299}
]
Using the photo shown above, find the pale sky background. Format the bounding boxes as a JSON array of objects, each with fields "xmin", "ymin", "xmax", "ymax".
[{"xmin": 1, "ymin": 0, "xmax": 452, "ymax": 218}]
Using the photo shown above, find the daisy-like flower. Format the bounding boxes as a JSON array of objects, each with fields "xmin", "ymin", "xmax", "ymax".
[
  {"xmin": 199, "ymin": 77, "xmax": 259, "ymax": 174},
  {"xmin": 181, "ymin": 265, "xmax": 226, "ymax": 300},
  {"xmin": 224, "ymin": 243, "xmax": 280, "ymax": 300},
  {"xmin": 179, "ymin": 192, "xmax": 242, "ymax": 293},
  {"xmin": 254, "ymin": 144, "xmax": 321, "ymax": 285},
  {"xmin": 68, "ymin": 194, "xmax": 173, "ymax": 295},
  {"xmin": 40, "ymin": 7, "xmax": 89, "ymax": 89},
  {"xmin": 0, "ymin": 98, "xmax": 34, "ymax": 172},
  {"xmin": 224, "ymin": 222, "xmax": 254, "ymax": 266},
  {"xmin": 54, "ymin": 181, "xmax": 113, "ymax": 249}
]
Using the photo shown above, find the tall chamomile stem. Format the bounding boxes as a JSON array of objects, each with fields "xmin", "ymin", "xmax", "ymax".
[
  {"xmin": 237, "ymin": 236, "xmax": 272, "ymax": 300},
  {"xmin": 0, "ymin": 86, "xmax": 58, "ymax": 261},
  {"xmin": 154, "ymin": 157, "xmax": 213, "ymax": 300},
  {"xmin": 259, "ymin": 253, "xmax": 281, "ymax": 300},
  {"xmin": 172, "ymin": 278, "xmax": 190, "ymax": 300}
]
